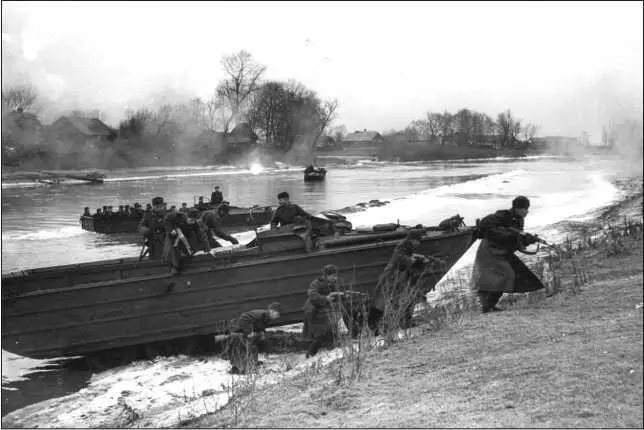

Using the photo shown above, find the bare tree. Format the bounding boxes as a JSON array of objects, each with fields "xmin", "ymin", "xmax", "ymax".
[
  {"xmin": 511, "ymin": 118, "xmax": 522, "ymax": 142},
  {"xmin": 437, "ymin": 111, "xmax": 454, "ymax": 145},
  {"xmin": 2, "ymin": 84, "xmax": 38, "ymax": 112},
  {"xmin": 425, "ymin": 112, "xmax": 442, "ymax": 142},
  {"xmin": 316, "ymin": 99, "xmax": 338, "ymax": 141},
  {"xmin": 521, "ymin": 123, "xmax": 538, "ymax": 143},
  {"xmin": 216, "ymin": 50, "xmax": 266, "ymax": 132},
  {"xmin": 496, "ymin": 109, "xmax": 514, "ymax": 146}
]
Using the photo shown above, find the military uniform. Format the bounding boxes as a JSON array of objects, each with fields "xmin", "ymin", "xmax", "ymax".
[
  {"xmin": 302, "ymin": 275, "xmax": 342, "ymax": 357},
  {"xmin": 472, "ymin": 208, "xmax": 543, "ymax": 312},
  {"xmin": 199, "ymin": 209, "xmax": 238, "ymax": 249},
  {"xmin": 270, "ymin": 203, "xmax": 312, "ymax": 229},
  {"xmin": 226, "ymin": 306, "xmax": 279, "ymax": 374},
  {"xmin": 138, "ymin": 201, "xmax": 186, "ymax": 273},
  {"xmin": 370, "ymin": 231, "xmax": 427, "ymax": 333},
  {"xmin": 210, "ymin": 190, "xmax": 224, "ymax": 205}
]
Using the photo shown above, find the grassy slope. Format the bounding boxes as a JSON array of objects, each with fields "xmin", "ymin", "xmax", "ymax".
[{"xmin": 196, "ymin": 236, "xmax": 643, "ymax": 428}]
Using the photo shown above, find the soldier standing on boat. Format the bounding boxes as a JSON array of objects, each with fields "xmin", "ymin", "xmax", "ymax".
[
  {"xmin": 270, "ymin": 192, "xmax": 314, "ymax": 229},
  {"xmin": 210, "ymin": 185, "xmax": 224, "ymax": 205},
  {"xmin": 225, "ymin": 302, "xmax": 281, "ymax": 374},
  {"xmin": 302, "ymin": 264, "xmax": 344, "ymax": 358},
  {"xmin": 368, "ymin": 230, "xmax": 429, "ymax": 335},
  {"xmin": 198, "ymin": 203, "xmax": 239, "ymax": 251},
  {"xmin": 472, "ymin": 196, "xmax": 545, "ymax": 313},
  {"xmin": 138, "ymin": 196, "xmax": 186, "ymax": 275}
]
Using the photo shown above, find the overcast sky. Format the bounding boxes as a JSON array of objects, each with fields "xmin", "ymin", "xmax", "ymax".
[{"xmin": 2, "ymin": 1, "xmax": 642, "ymax": 140}]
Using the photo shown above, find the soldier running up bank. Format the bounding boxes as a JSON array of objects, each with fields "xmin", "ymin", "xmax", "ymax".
[
  {"xmin": 138, "ymin": 196, "xmax": 188, "ymax": 275},
  {"xmin": 472, "ymin": 196, "xmax": 545, "ymax": 313},
  {"xmin": 225, "ymin": 302, "xmax": 281, "ymax": 374}
]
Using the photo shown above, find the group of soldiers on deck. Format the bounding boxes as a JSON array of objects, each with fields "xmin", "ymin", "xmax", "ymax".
[
  {"xmin": 138, "ymin": 194, "xmax": 239, "ymax": 275},
  {"xmin": 83, "ymin": 203, "xmax": 147, "ymax": 220},
  {"xmin": 138, "ymin": 186, "xmax": 320, "ymax": 275}
]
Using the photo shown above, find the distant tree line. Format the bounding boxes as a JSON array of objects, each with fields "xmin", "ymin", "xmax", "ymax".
[
  {"xmin": 2, "ymin": 50, "xmax": 339, "ymax": 169},
  {"xmin": 397, "ymin": 108, "xmax": 539, "ymax": 147}
]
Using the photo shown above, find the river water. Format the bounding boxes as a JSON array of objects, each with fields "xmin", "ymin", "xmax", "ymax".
[{"xmin": 0, "ymin": 155, "xmax": 630, "ymax": 419}]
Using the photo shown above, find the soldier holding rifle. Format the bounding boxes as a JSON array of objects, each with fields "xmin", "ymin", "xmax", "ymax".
[
  {"xmin": 138, "ymin": 196, "xmax": 189, "ymax": 275},
  {"xmin": 472, "ymin": 195, "xmax": 546, "ymax": 313}
]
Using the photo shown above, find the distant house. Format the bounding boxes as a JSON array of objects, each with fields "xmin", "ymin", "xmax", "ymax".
[
  {"xmin": 48, "ymin": 116, "xmax": 116, "ymax": 144},
  {"xmin": 315, "ymin": 135, "xmax": 338, "ymax": 151},
  {"xmin": 226, "ymin": 123, "xmax": 258, "ymax": 152},
  {"xmin": 343, "ymin": 129, "xmax": 385, "ymax": 146}
]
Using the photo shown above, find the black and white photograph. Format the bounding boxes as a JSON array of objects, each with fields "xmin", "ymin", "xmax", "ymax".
[{"xmin": 1, "ymin": 1, "xmax": 642, "ymax": 427}]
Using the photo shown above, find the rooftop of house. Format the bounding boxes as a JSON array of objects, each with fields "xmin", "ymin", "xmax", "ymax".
[
  {"xmin": 343, "ymin": 130, "xmax": 382, "ymax": 142},
  {"xmin": 51, "ymin": 116, "xmax": 114, "ymax": 137}
]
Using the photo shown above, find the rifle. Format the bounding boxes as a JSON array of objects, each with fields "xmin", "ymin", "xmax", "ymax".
[
  {"xmin": 173, "ymin": 227, "xmax": 194, "ymax": 256},
  {"xmin": 508, "ymin": 227, "xmax": 551, "ymax": 246},
  {"xmin": 139, "ymin": 239, "xmax": 150, "ymax": 261}
]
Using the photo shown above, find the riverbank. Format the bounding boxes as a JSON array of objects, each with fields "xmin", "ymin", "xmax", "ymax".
[
  {"xmin": 190, "ymin": 219, "xmax": 644, "ymax": 428},
  {"xmin": 1, "ymin": 171, "xmax": 641, "ymax": 428}
]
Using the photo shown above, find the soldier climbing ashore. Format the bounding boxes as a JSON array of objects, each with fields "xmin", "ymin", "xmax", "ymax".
[{"xmin": 472, "ymin": 195, "xmax": 545, "ymax": 313}]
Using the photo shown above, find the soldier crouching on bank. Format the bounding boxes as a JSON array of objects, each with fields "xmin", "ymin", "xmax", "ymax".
[
  {"xmin": 472, "ymin": 195, "xmax": 545, "ymax": 313},
  {"xmin": 225, "ymin": 302, "xmax": 281, "ymax": 374},
  {"xmin": 138, "ymin": 196, "xmax": 186, "ymax": 275}
]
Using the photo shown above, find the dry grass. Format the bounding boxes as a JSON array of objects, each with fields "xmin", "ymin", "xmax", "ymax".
[{"xmin": 188, "ymin": 220, "xmax": 643, "ymax": 428}]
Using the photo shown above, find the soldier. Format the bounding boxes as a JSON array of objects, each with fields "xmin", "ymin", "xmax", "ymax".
[
  {"xmin": 118, "ymin": 205, "xmax": 125, "ymax": 217},
  {"xmin": 138, "ymin": 196, "xmax": 185, "ymax": 275},
  {"xmin": 369, "ymin": 229, "xmax": 429, "ymax": 334},
  {"xmin": 225, "ymin": 302, "xmax": 281, "ymax": 374},
  {"xmin": 124, "ymin": 205, "xmax": 132, "ymax": 217},
  {"xmin": 472, "ymin": 196, "xmax": 544, "ymax": 313},
  {"xmin": 302, "ymin": 264, "xmax": 344, "ymax": 358},
  {"xmin": 83, "ymin": 207, "xmax": 91, "ymax": 217},
  {"xmin": 179, "ymin": 202, "xmax": 189, "ymax": 213},
  {"xmin": 102, "ymin": 206, "xmax": 109, "ymax": 218},
  {"xmin": 198, "ymin": 203, "xmax": 239, "ymax": 251},
  {"xmin": 210, "ymin": 185, "xmax": 224, "ymax": 205},
  {"xmin": 95, "ymin": 208, "xmax": 102, "ymax": 216},
  {"xmin": 270, "ymin": 192, "xmax": 314, "ymax": 229}
]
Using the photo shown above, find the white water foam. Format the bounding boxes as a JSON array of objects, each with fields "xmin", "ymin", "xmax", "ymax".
[{"xmin": 1, "ymin": 226, "xmax": 86, "ymax": 242}]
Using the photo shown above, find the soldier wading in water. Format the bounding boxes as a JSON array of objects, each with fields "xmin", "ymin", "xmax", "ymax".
[{"xmin": 472, "ymin": 195, "xmax": 545, "ymax": 313}]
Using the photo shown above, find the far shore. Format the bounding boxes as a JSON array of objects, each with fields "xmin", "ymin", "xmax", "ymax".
[{"xmin": 0, "ymin": 149, "xmax": 580, "ymax": 182}]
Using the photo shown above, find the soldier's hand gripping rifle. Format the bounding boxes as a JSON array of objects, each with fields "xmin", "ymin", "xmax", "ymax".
[
  {"xmin": 173, "ymin": 227, "xmax": 194, "ymax": 256},
  {"xmin": 139, "ymin": 238, "xmax": 150, "ymax": 261},
  {"xmin": 509, "ymin": 227, "xmax": 553, "ymax": 255}
]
